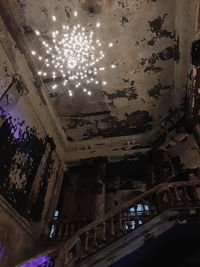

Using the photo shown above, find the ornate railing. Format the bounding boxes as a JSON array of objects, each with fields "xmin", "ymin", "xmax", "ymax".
[
  {"xmin": 16, "ymin": 181, "xmax": 200, "ymax": 267},
  {"xmin": 48, "ymin": 219, "xmax": 89, "ymax": 240},
  {"xmin": 63, "ymin": 181, "xmax": 200, "ymax": 266}
]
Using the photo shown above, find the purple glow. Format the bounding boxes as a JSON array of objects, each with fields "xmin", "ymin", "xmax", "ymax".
[
  {"xmin": 0, "ymin": 242, "xmax": 5, "ymax": 261},
  {"xmin": 0, "ymin": 106, "xmax": 23, "ymax": 140},
  {"xmin": 20, "ymin": 254, "xmax": 52, "ymax": 267}
]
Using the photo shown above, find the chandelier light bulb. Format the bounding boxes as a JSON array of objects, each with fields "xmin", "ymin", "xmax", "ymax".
[
  {"xmin": 74, "ymin": 11, "xmax": 78, "ymax": 17},
  {"xmin": 96, "ymin": 22, "xmax": 101, "ymax": 28},
  {"xmin": 52, "ymin": 15, "xmax": 56, "ymax": 21},
  {"xmin": 109, "ymin": 43, "xmax": 113, "ymax": 47},
  {"xmin": 52, "ymin": 84, "xmax": 57, "ymax": 89},
  {"xmin": 35, "ymin": 30, "xmax": 40, "ymax": 36}
]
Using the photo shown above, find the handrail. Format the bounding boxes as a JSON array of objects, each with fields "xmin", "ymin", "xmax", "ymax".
[
  {"xmin": 16, "ymin": 181, "xmax": 200, "ymax": 267},
  {"xmin": 15, "ymin": 248, "xmax": 58, "ymax": 267}
]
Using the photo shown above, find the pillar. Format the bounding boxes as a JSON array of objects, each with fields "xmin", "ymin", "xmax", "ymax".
[{"xmin": 93, "ymin": 163, "xmax": 106, "ymax": 221}]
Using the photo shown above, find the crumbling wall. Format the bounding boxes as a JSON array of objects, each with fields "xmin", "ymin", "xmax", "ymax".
[
  {"xmin": 0, "ymin": 15, "xmax": 65, "ymax": 267},
  {"xmin": 0, "ymin": 42, "xmax": 63, "ymax": 222}
]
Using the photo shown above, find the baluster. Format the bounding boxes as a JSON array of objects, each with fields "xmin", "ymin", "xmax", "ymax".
[
  {"xmin": 141, "ymin": 202, "xmax": 148, "ymax": 222},
  {"xmin": 70, "ymin": 223, "xmax": 75, "ymax": 236},
  {"xmin": 191, "ymin": 185, "xmax": 199, "ymax": 204},
  {"xmin": 142, "ymin": 200, "xmax": 150, "ymax": 222},
  {"xmin": 167, "ymin": 188, "xmax": 174, "ymax": 208},
  {"xmin": 84, "ymin": 232, "xmax": 89, "ymax": 252},
  {"xmin": 126, "ymin": 208, "xmax": 132, "ymax": 230},
  {"xmin": 58, "ymin": 222, "xmax": 65, "ymax": 239},
  {"xmin": 183, "ymin": 185, "xmax": 191, "ymax": 203},
  {"xmin": 155, "ymin": 192, "xmax": 161, "ymax": 213},
  {"xmin": 110, "ymin": 218, "xmax": 115, "ymax": 236},
  {"xmin": 159, "ymin": 190, "xmax": 168, "ymax": 210},
  {"xmin": 173, "ymin": 186, "xmax": 181, "ymax": 205},
  {"xmin": 75, "ymin": 238, "xmax": 81, "ymax": 261},
  {"xmin": 118, "ymin": 213, "xmax": 124, "ymax": 232},
  {"xmin": 114, "ymin": 215, "xmax": 120, "ymax": 237},
  {"xmin": 134, "ymin": 204, "xmax": 140, "ymax": 227},
  {"xmin": 54, "ymin": 222, "xmax": 60, "ymax": 239},
  {"xmin": 48, "ymin": 223, "xmax": 54, "ymax": 238},
  {"xmin": 93, "ymin": 227, "xmax": 98, "ymax": 247},
  {"xmin": 101, "ymin": 222, "xmax": 106, "ymax": 241},
  {"xmin": 122, "ymin": 217, "xmax": 127, "ymax": 232},
  {"xmin": 64, "ymin": 222, "xmax": 69, "ymax": 238}
]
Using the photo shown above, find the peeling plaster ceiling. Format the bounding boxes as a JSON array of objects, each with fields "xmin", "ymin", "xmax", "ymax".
[{"xmin": 8, "ymin": 0, "xmax": 190, "ymax": 162}]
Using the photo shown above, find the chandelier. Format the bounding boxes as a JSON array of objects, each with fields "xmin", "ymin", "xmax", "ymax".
[{"xmin": 31, "ymin": 11, "xmax": 114, "ymax": 97}]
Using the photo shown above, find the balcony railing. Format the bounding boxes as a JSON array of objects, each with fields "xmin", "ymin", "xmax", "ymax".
[
  {"xmin": 48, "ymin": 219, "xmax": 89, "ymax": 240},
  {"xmin": 16, "ymin": 181, "xmax": 200, "ymax": 267}
]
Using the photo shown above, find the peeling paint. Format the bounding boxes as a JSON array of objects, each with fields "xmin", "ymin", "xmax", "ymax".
[
  {"xmin": 148, "ymin": 14, "xmax": 175, "ymax": 39},
  {"xmin": 0, "ymin": 106, "xmax": 56, "ymax": 221},
  {"xmin": 148, "ymin": 82, "xmax": 174, "ymax": 100}
]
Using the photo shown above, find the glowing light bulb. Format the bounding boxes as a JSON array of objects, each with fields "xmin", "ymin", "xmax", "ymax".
[
  {"xmin": 38, "ymin": 71, "xmax": 42, "ymax": 75},
  {"xmin": 103, "ymin": 81, "xmax": 107, "ymax": 85},
  {"xmin": 111, "ymin": 64, "xmax": 116, "ymax": 68},
  {"xmin": 96, "ymin": 22, "xmax": 101, "ymax": 28},
  {"xmin": 74, "ymin": 11, "xmax": 78, "ymax": 17},
  {"xmin": 52, "ymin": 15, "xmax": 56, "ymax": 21},
  {"xmin": 88, "ymin": 91, "xmax": 91, "ymax": 95},
  {"xmin": 52, "ymin": 84, "xmax": 57, "ymax": 89},
  {"xmin": 109, "ymin": 43, "xmax": 113, "ymax": 47},
  {"xmin": 35, "ymin": 30, "xmax": 40, "ymax": 36},
  {"xmin": 83, "ymin": 88, "xmax": 87, "ymax": 92},
  {"xmin": 31, "ymin": 51, "xmax": 36, "ymax": 55}
]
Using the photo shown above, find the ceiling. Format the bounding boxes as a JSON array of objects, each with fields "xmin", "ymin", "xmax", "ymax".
[{"xmin": 5, "ymin": 0, "xmax": 193, "ymax": 163}]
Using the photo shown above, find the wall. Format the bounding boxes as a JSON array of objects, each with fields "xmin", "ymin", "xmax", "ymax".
[
  {"xmin": 166, "ymin": 134, "xmax": 200, "ymax": 179},
  {"xmin": 59, "ymin": 166, "xmax": 97, "ymax": 222},
  {"xmin": 0, "ymin": 196, "xmax": 39, "ymax": 267},
  {"xmin": 0, "ymin": 14, "xmax": 65, "ymax": 266},
  {"xmin": 105, "ymin": 160, "xmax": 151, "ymax": 212}
]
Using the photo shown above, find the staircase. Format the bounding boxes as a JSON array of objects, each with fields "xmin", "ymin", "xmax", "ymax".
[{"xmin": 16, "ymin": 181, "xmax": 200, "ymax": 267}]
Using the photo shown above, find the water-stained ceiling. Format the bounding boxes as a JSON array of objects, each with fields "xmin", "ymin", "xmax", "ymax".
[{"xmin": 3, "ymin": 0, "xmax": 195, "ymax": 162}]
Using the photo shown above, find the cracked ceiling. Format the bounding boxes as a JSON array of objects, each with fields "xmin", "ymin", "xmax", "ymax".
[{"xmin": 6, "ymin": 0, "xmax": 193, "ymax": 162}]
